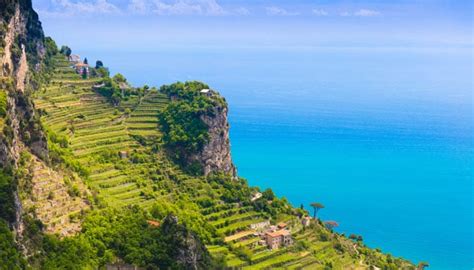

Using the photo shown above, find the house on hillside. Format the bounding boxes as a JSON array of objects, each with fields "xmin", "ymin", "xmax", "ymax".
[
  {"xmin": 74, "ymin": 62, "xmax": 89, "ymax": 76},
  {"xmin": 69, "ymin": 54, "xmax": 81, "ymax": 63},
  {"xmin": 265, "ymin": 229, "xmax": 293, "ymax": 249}
]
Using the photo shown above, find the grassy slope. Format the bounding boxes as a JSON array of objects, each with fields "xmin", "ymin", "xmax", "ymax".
[{"xmin": 32, "ymin": 55, "xmax": 413, "ymax": 269}]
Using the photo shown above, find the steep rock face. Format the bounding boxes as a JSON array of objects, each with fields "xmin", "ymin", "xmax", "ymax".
[
  {"xmin": 1, "ymin": 0, "xmax": 45, "ymax": 73},
  {"xmin": 0, "ymin": 0, "xmax": 47, "ymax": 168},
  {"xmin": 0, "ymin": 0, "xmax": 48, "ymax": 239},
  {"xmin": 160, "ymin": 215, "xmax": 212, "ymax": 270},
  {"xmin": 190, "ymin": 104, "xmax": 236, "ymax": 177}
]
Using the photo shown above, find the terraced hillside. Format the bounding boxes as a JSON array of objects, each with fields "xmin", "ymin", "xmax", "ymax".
[
  {"xmin": 21, "ymin": 154, "xmax": 90, "ymax": 236},
  {"xmin": 31, "ymin": 55, "xmax": 413, "ymax": 269},
  {"xmin": 34, "ymin": 55, "xmax": 169, "ymax": 209},
  {"xmin": 126, "ymin": 90, "xmax": 166, "ymax": 138},
  {"xmin": 202, "ymin": 204, "xmax": 359, "ymax": 269}
]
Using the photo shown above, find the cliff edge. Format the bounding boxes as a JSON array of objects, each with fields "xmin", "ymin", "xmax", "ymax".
[{"xmin": 159, "ymin": 81, "xmax": 236, "ymax": 177}]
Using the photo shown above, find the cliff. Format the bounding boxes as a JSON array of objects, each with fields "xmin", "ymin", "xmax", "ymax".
[
  {"xmin": 0, "ymin": 0, "xmax": 47, "ymax": 168},
  {"xmin": 191, "ymin": 100, "xmax": 236, "ymax": 177},
  {"xmin": 0, "ymin": 0, "xmax": 48, "ymax": 240},
  {"xmin": 159, "ymin": 82, "xmax": 236, "ymax": 177}
]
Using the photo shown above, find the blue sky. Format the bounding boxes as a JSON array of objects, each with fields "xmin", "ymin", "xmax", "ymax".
[{"xmin": 33, "ymin": 0, "xmax": 472, "ymax": 51}]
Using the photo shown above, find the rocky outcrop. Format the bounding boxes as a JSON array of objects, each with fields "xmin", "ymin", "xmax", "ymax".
[
  {"xmin": 160, "ymin": 215, "xmax": 212, "ymax": 270},
  {"xmin": 0, "ymin": 0, "xmax": 48, "ymax": 240},
  {"xmin": 190, "ymin": 104, "xmax": 236, "ymax": 177},
  {"xmin": 0, "ymin": 4, "xmax": 47, "ymax": 167},
  {"xmin": 1, "ymin": 0, "xmax": 45, "ymax": 74}
]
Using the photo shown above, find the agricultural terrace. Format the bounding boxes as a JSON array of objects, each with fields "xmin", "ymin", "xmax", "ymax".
[{"xmin": 32, "ymin": 54, "xmax": 407, "ymax": 269}]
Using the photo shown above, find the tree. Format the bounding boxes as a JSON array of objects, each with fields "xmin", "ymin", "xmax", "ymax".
[
  {"xmin": 349, "ymin": 234, "xmax": 363, "ymax": 242},
  {"xmin": 262, "ymin": 188, "xmax": 275, "ymax": 200},
  {"xmin": 96, "ymin": 67, "xmax": 109, "ymax": 78},
  {"xmin": 310, "ymin": 202, "xmax": 324, "ymax": 219},
  {"xmin": 44, "ymin": 37, "xmax": 58, "ymax": 57},
  {"xmin": 83, "ymin": 57, "xmax": 88, "ymax": 65},
  {"xmin": 324, "ymin": 220, "xmax": 339, "ymax": 230},
  {"xmin": 0, "ymin": 90, "xmax": 7, "ymax": 117},
  {"xmin": 95, "ymin": 60, "xmax": 103, "ymax": 69},
  {"xmin": 113, "ymin": 73, "xmax": 126, "ymax": 83},
  {"xmin": 81, "ymin": 67, "xmax": 88, "ymax": 79},
  {"xmin": 0, "ymin": 171, "xmax": 16, "ymax": 223},
  {"xmin": 0, "ymin": 221, "xmax": 26, "ymax": 269},
  {"xmin": 59, "ymin": 45, "xmax": 71, "ymax": 57}
]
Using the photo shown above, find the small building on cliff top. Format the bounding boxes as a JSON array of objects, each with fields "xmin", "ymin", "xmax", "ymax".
[{"xmin": 200, "ymin": 89, "xmax": 212, "ymax": 96}]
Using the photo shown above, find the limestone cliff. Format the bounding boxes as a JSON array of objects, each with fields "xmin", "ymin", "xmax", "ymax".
[
  {"xmin": 191, "ymin": 103, "xmax": 236, "ymax": 177},
  {"xmin": 159, "ymin": 82, "xmax": 236, "ymax": 177},
  {"xmin": 0, "ymin": 0, "xmax": 87, "ymax": 241},
  {"xmin": 0, "ymin": 0, "xmax": 47, "ymax": 168}
]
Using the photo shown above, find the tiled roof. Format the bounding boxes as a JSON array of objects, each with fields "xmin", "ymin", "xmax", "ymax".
[{"xmin": 266, "ymin": 229, "xmax": 290, "ymax": 238}]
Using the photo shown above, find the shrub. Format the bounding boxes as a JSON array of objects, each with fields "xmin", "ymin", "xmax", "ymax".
[
  {"xmin": 0, "ymin": 170, "xmax": 16, "ymax": 223},
  {"xmin": 0, "ymin": 90, "xmax": 7, "ymax": 117},
  {"xmin": 0, "ymin": 220, "xmax": 26, "ymax": 269}
]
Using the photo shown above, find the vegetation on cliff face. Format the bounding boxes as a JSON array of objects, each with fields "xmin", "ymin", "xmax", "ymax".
[
  {"xmin": 0, "ymin": 220, "xmax": 26, "ymax": 269},
  {"xmin": 159, "ymin": 81, "xmax": 230, "ymax": 174},
  {"xmin": 0, "ymin": 90, "xmax": 6, "ymax": 117},
  {"xmin": 22, "ymin": 207, "xmax": 211, "ymax": 269},
  {"xmin": 0, "ymin": 169, "xmax": 16, "ymax": 224}
]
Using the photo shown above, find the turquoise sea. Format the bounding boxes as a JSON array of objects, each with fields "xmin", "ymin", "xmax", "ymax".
[{"xmin": 76, "ymin": 47, "xmax": 472, "ymax": 270}]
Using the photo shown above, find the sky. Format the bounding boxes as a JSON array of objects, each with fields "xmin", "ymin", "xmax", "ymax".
[{"xmin": 33, "ymin": 0, "xmax": 473, "ymax": 52}]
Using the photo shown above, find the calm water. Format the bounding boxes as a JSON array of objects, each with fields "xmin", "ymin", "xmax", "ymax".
[{"xmin": 78, "ymin": 47, "xmax": 473, "ymax": 269}]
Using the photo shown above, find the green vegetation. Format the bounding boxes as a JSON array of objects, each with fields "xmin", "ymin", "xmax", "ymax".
[
  {"xmin": 18, "ymin": 207, "xmax": 211, "ymax": 269},
  {"xmin": 0, "ymin": 220, "xmax": 26, "ymax": 270},
  {"xmin": 158, "ymin": 81, "xmax": 226, "ymax": 170},
  {"xmin": 159, "ymin": 98, "xmax": 209, "ymax": 163},
  {"xmin": 59, "ymin": 45, "xmax": 71, "ymax": 57},
  {"xmin": 94, "ymin": 73, "xmax": 141, "ymax": 105},
  {"xmin": 0, "ymin": 89, "xmax": 6, "ymax": 117},
  {"xmin": 0, "ymin": 170, "xmax": 27, "ymax": 269},
  {"xmin": 0, "ymin": 170, "xmax": 16, "ymax": 224}
]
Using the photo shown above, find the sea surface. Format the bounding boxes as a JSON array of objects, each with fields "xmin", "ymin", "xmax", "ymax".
[{"xmin": 76, "ymin": 47, "xmax": 472, "ymax": 270}]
